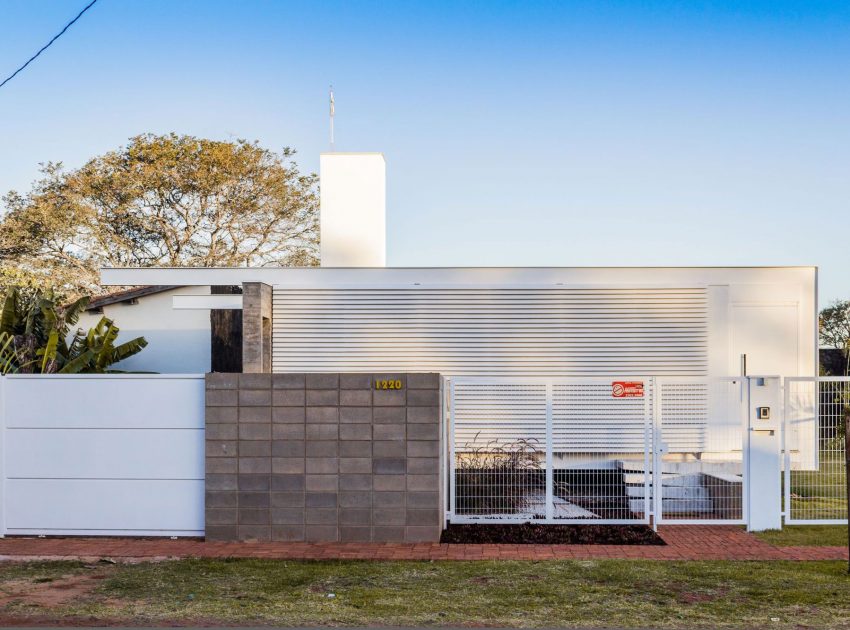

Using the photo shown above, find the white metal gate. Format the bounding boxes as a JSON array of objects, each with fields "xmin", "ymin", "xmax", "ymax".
[
  {"xmin": 447, "ymin": 376, "xmax": 751, "ymax": 526},
  {"xmin": 655, "ymin": 377, "xmax": 746, "ymax": 525},
  {"xmin": 784, "ymin": 377, "xmax": 848, "ymax": 525},
  {"xmin": 448, "ymin": 377, "xmax": 655, "ymax": 525}
]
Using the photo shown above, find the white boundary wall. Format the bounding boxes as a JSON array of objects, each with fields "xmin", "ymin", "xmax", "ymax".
[{"xmin": 0, "ymin": 374, "xmax": 205, "ymax": 537}]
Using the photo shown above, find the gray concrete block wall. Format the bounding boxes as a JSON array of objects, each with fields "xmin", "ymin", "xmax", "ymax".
[{"xmin": 205, "ymin": 372, "xmax": 443, "ymax": 542}]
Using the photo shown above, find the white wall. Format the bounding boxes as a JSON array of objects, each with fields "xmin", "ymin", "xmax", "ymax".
[
  {"xmin": 0, "ymin": 374, "xmax": 205, "ymax": 536},
  {"xmin": 320, "ymin": 153, "xmax": 386, "ymax": 267},
  {"xmin": 77, "ymin": 286, "xmax": 211, "ymax": 374},
  {"xmin": 98, "ymin": 266, "xmax": 817, "ymax": 380}
]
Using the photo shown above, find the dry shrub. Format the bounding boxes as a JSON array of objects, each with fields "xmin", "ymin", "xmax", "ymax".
[{"xmin": 454, "ymin": 436, "xmax": 544, "ymax": 516}]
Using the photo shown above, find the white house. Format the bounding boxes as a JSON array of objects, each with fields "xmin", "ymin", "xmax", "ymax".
[
  {"xmin": 0, "ymin": 151, "xmax": 824, "ymax": 540},
  {"xmin": 96, "ymin": 152, "xmax": 817, "ymax": 384}
]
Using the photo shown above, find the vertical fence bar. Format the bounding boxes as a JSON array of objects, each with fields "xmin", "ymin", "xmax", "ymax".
[
  {"xmin": 652, "ymin": 377, "xmax": 663, "ymax": 527},
  {"xmin": 742, "ymin": 377, "xmax": 750, "ymax": 527},
  {"xmin": 783, "ymin": 379, "xmax": 790, "ymax": 521},
  {"xmin": 646, "ymin": 377, "xmax": 655, "ymax": 527},
  {"xmin": 448, "ymin": 378, "xmax": 456, "ymax": 522},
  {"xmin": 845, "ymin": 408, "xmax": 850, "ymax": 572},
  {"xmin": 545, "ymin": 381, "xmax": 554, "ymax": 522}
]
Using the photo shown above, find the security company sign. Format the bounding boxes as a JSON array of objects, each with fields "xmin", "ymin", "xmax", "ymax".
[{"xmin": 612, "ymin": 381, "xmax": 644, "ymax": 398}]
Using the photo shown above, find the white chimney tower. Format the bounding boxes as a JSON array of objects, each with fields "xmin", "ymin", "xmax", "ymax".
[{"xmin": 319, "ymin": 152, "xmax": 386, "ymax": 267}]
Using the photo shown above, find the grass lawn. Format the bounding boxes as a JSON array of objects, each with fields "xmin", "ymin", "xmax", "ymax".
[
  {"xmin": 754, "ymin": 525, "xmax": 848, "ymax": 547},
  {"xmin": 788, "ymin": 449, "xmax": 847, "ymax": 521},
  {"xmin": 0, "ymin": 559, "xmax": 849, "ymax": 628}
]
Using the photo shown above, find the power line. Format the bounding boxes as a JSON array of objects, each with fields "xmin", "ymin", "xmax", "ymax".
[{"xmin": 0, "ymin": 0, "xmax": 100, "ymax": 91}]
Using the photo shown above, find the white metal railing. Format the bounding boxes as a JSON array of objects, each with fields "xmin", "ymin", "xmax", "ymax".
[
  {"xmin": 447, "ymin": 376, "xmax": 756, "ymax": 527},
  {"xmin": 655, "ymin": 377, "xmax": 746, "ymax": 525},
  {"xmin": 784, "ymin": 377, "xmax": 848, "ymax": 525}
]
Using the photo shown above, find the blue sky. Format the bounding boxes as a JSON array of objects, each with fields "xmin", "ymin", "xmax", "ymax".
[{"xmin": 1, "ymin": 0, "xmax": 848, "ymax": 305}]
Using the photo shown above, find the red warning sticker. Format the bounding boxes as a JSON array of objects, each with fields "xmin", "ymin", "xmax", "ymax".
[{"xmin": 612, "ymin": 381, "xmax": 644, "ymax": 398}]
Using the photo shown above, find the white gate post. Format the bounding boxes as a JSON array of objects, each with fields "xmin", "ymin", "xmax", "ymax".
[
  {"xmin": 648, "ymin": 377, "xmax": 658, "ymax": 528},
  {"xmin": 782, "ymin": 380, "xmax": 791, "ymax": 523},
  {"xmin": 652, "ymin": 378, "xmax": 667, "ymax": 526},
  {"xmin": 448, "ymin": 379, "xmax": 456, "ymax": 523},
  {"xmin": 746, "ymin": 376, "xmax": 783, "ymax": 531}
]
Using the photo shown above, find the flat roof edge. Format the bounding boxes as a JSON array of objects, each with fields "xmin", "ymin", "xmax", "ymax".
[{"xmin": 100, "ymin": 265, "xmax": 818, "ymax": 286}]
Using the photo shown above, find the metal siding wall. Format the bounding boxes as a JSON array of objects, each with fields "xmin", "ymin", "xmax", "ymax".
[{"xmin": 272, "ymin": 287, "xmax": 708, "ymax": 376}]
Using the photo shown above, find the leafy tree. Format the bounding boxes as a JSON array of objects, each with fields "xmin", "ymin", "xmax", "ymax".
[
  {"xmin": 0, "ymin": 287, "xmax": 147, "ymax": 374},
  {"xmin": 820, "ymin": 300, "xmax": 850, "ymax": 376},
  {"xmin": 0, "ymin": 134, "xmax": 319, "ymax": 298}
]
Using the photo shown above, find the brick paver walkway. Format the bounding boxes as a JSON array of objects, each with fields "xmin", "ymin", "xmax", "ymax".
[{"xmin": 0, "ymin": 526, "xmax": 844, "ymax": 562}]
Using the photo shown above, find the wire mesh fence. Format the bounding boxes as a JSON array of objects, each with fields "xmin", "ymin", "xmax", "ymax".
[
  {"xmin": 552, "ymin": 382, "xmax": 652, "ymax": 522},
  {"xmin": 450, "ymin": 378, "xmax": 654, "ymax": 524},
  {"xmin": 656, "ymin": 378, "xmax": 744, "ymax": 523},
  {"xmin": 785, "ymin": 377, "xmax": 848, "ymax": 523},
  {"xmin": 449, "ymin": 377, "xmax": 758, "ymax": 525},
  {"xmin": 451, "ymin": 382, "xmax": 547, "ymax": 520}
]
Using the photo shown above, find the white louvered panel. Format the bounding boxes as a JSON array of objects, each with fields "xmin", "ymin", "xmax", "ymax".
[
  {"xmin": 272, "ymin": 287, "xmax": 708, "ymax": 376},
  {"xmin": 552, "ymin": 382, "xmax": 651, "ymax": 452},
  {"xmin": 659, "ymin": 381, "xmax": 709, "ymax": 451},
  {"xmin": 452, "ymin": 383, "xmax": 547, "ymax": 450}
]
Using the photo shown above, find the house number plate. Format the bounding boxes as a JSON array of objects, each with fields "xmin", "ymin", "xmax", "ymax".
[{"xmin": 374, "ymin": 379, "xmax": 403, "ymax": 390}]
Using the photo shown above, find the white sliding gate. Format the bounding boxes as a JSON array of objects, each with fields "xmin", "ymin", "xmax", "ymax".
[
  {"xmin": 0, "ymin": 374, "xmax": 206, "ymax": 536},
  {"xmin": 784, "ymin": 377, "xmax": 848, "ymax": 525},
  {"xmin": 448, "ymin": 376, "xmax": 749, "ymax": 526}
]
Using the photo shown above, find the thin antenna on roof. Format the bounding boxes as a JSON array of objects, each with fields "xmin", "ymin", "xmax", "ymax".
[{"xmin": 329, "ymin": 85, "xmax": 335, "ymax": 151}]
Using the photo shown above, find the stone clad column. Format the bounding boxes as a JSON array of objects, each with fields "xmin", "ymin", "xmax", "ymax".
[{"xmin": 242, "ymin": 282, "xmax": 272, "ymax": 373}]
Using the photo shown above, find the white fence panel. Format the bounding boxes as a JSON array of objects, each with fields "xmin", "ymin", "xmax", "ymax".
[
  {"xmin": 0, "ymin": 374, "xmax": 205, "ymax": 537},
  {"xmin": 785, "ymin": 377, "xmax": 848, "ymax": 525},
  {"xmin": 4, "ymin": 375, "xmax": 203, "ymax": 429},
  {"xmin": 656, "ymin": 378, "xmax": 745, "ymax": 525},
  {"xmin": 449, "ymin": 377, "xmax": 653, "ymax": 525}
]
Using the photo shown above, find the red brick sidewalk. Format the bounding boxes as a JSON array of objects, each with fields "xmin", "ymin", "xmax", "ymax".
[{"xmin": 0, "ymin": 526, "xmax": 844, "ymax": 562}]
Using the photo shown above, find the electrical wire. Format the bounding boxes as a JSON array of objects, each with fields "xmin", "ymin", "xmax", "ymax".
[{"xmin": 0, "ymin": 0, "xmax": 100, "ymax": 90}]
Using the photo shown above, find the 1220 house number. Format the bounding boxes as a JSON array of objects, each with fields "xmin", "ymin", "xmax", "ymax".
[{"xmin": 375, "ymin": 379, "xmax": 403, "ymax": 390}]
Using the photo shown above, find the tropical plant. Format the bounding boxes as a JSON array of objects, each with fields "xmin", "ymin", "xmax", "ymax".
[{"xmin": 0, "ymin": 287, "xmax": 147, "ymax": 374}]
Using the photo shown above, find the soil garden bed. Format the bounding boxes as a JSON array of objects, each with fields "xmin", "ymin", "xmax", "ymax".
[{"xmin": 440, "ymin": 523, "xmax": 666, "ymax": 545}]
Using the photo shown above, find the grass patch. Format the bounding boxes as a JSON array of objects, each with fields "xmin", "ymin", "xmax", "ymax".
[
  {"xmin": 0, "ymin": 558, "xmax": 849, "ymax": 627},
  {"xmin": 788, "ymin": 450, "xmax": 847, "ymax": 521},
  {"xmin": 755, "ymin": 525, "xmax": 849, "ymax": 547}
]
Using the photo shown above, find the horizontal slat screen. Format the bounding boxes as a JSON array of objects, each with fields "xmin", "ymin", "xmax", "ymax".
[
  {"xmin": 552, "ymin": 382, "xmax": 652, "ymax": 453},
  {"xmin": 452, "ymin": 383, "xmax": 548, "ymax": 449},
  {"xmin": 272, "ymin": 287, "xmax": 708, "ymax": 376}
]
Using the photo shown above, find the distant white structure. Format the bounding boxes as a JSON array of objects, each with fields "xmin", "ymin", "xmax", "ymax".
[{"xmin": 319, "ymin": 152, "xmax": 386, "ymax": 267}]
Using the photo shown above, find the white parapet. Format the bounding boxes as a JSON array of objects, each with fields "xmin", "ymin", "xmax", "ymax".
[{"xmin": 319, "ymin": 152, "xmax": 386, "ymax": 267}]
